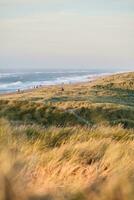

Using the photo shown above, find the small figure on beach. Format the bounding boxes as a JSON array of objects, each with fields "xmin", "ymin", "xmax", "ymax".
[
  {"xmin": 17, "ymin": 89, "xmax": 21, "ymax": 93},
  {"xmin": 61, "ymin": 82, "xmax": 64, "ymax": 92},
  {"xmin": 61, "ymin": 87, "xmax": 64, "ymax": 92}
]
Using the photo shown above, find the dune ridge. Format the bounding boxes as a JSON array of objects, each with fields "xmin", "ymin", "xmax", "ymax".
[{"xmin": 0, "ymin": 72, "xmax": 133, "ymax": 200}]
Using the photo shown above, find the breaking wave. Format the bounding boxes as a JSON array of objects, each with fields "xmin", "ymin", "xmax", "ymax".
[{"xmin": 0, "ymin": 71, "xmax": 111, "ymax": 93}]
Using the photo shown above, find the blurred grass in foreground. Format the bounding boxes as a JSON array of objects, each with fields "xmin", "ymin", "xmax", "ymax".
[
  {"xmin": 0, "ymin": 72, "xmax": 134, "ymax": 199},
  {"xmin": 0, "ymin": 119, "xmax": 134, "ymax": 200}
]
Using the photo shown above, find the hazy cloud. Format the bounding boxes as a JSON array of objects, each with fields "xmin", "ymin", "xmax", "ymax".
[{"xmin": 0, "ymin": 0, "xmax": 134, "ymax": 70}]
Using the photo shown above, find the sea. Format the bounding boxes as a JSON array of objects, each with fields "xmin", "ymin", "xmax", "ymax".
[{"xmin": 0, "ymin": 69, "xmax": 120, "ymax": 94}]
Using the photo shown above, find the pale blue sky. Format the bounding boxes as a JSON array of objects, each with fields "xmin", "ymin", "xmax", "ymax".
[{"xmin": 0, "ymin": 0, "xmax": 134, "ymax": 71}]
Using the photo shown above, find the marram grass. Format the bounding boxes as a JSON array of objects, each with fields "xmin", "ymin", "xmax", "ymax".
[
  {"xmin": 0, "ymin": 72, "xmax": 134, "ymax": 200},
  {"xmin": 0, "ymin": 119, "xmax": 134, "ymax": 200}
]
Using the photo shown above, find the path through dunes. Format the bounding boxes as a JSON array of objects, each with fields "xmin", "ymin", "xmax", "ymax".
[
  {"xmin": 0, "ymin": 72, "xmax": 134, "ymax": 200},
  {"xmin": 0, "ymin": 72, "xmax": 134, "ymax": 128}
]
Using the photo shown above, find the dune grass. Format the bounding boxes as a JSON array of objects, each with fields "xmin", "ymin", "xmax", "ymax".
[
  {"xmin": 0, "ymin": 72, "xmax": 134, "ymax": 199},
  {"xmin": 0, "ymin": 72, "xmax": 134, "ymax": 128},
  {"xmin": 0, "ymin": 119, "xmax": 134, "ymax": 200}
]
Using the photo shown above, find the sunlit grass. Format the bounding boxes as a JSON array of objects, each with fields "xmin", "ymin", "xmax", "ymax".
[
  {"xmin": 0, "ymin": 72, "xmax": 133, "ymax": 128},
  {"xmin": 0, "ymin": 119, "xmax": 134, "ymax": 200},
  {"xmin": 0, "ymin": 72, "xmax": 134, "ymax": 199}
]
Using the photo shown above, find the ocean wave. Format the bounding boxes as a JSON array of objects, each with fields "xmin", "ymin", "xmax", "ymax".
[
  {"xmin": 0, "ymin": 81, "xmax": 23, "ymax": 89},
  {"xmin": 0, "ymin": 72, "xmax": 112, "ymax": 93},
  {"xmin": 0, "ymin": 71, "xmax": 90, "ymax": 77},
  {"xmin": 0, "ymin": 70, "xmax": 108, "ymax": 78}
]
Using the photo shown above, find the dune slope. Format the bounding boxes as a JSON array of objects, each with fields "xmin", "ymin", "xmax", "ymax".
[{"xmin": 0, "ymin": 72, "xmax": 134, "ymax": 200}]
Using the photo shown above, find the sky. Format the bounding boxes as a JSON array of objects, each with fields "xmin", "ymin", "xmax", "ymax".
[{"xmin": 0, "ymin": 0, "xmax": 134, "ymax": 72}]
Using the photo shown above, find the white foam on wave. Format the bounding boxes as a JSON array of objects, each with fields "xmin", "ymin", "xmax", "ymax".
[
  {"xmin": 0, "ymin": 70, "xmax": 92, "ymax": 77},
  {"xmin": 0, "ymin": 72, "xmax": 112, "ymax": 93},
  {"xmin": 0, "ymin": 81, "xmax": 23, "ymax": 89}
]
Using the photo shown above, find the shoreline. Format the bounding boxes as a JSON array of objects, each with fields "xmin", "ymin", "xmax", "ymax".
[
  {"xmin": 0, "ymin": 74, "xmax": 108, "ymax": 97},
  {"xmin": 0, "ymin": 80, "xmax": 91, "ymax": 97},
  {"xmin": 0, "ymin": 71, "xmax": 132, "ymax": 97}
]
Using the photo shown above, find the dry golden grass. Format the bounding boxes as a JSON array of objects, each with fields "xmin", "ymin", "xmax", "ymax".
[
  {"xmin": 0, "ymin": 119, "xmax": 134, "ymax": 200},
  {"xmin": 0, "ymin": 72, "xmax": 134, "ymax": 128},
  {"xmin": 0, "ymin": 72, "xmax": 133, "ymax": 102},
  {"xmin": 0, "ymin": 72, "xmax": 133, "ymax": 199}
]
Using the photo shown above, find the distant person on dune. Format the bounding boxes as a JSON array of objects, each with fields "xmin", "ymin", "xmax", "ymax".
[
  {"xmin": 61, "ymin": 83, "xmax": 64, "ymax": 92},
  {"xmin": 61, "ymin": 87, "xmax": 64, "ymax": 92}
]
